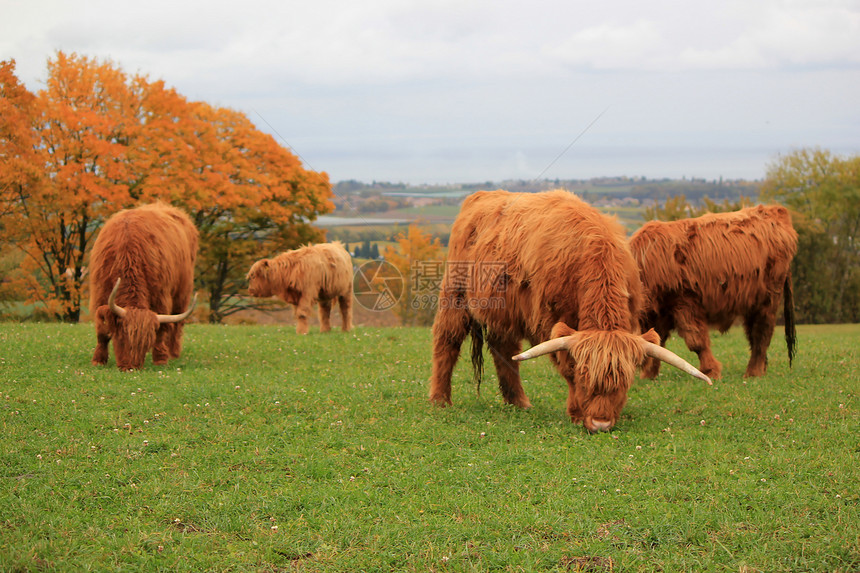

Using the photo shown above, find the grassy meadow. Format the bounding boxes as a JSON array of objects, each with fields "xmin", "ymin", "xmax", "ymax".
[{"xmin": 0, "ymin": 322, "xmax": 858, "ymax": 572}]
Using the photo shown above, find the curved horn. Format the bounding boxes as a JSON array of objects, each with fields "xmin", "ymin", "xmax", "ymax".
[
  {"xmin": 512, "ymin": 334, "xmax": 581, "ymax": 361},
  {"xmin": 108, "ymin": 278, "xmax": 127, "ymax": 318},
  {"xmin": 156, "ymin": 292, "xmax": 198, "ymax": 324},
  {"xmin": 643, "ymin": 341, "xmax": 713, "ymax": 385}
]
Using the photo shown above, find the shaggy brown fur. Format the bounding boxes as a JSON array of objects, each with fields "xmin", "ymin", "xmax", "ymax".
[
  {"xmin": 246, "ymin": 242, "xmax": 353, "ymax": 334},
  {"xmin": 630, "ymin": 204, "xmax": 798, "ymax": 379},
  {"xmin": 428, "ymin": 189, "xmax": 664, "ymax": 432},
  {"xmin": 89, "ymin": 202, "xmax": 199, "ymax": 370}
]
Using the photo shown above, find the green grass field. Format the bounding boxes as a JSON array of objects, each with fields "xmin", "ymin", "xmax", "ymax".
[{"xmin": 1, "ymin": 322, "xmax": 857, "ymax": 572}]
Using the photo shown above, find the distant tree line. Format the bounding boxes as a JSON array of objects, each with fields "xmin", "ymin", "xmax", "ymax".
[{"xmin": 350, "ymin": 240, "xmax": 380, "ymax": 260}]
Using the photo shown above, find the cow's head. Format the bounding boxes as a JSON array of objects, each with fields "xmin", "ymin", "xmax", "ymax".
[
  {"xmin": 513, "ymin": 322, "xmax": 711, "ymax": 432},
  {"xmin": 246, "ymin": 259, "xmax": 273, "ymax": 297},
  {"xmin": 105, "ymin": 278, "xmax": 196, "ymax": 371}
]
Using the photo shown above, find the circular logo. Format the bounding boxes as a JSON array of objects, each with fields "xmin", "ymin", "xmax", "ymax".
[{"xmin": 353, "ymin": 260, "xmax": 404, "ymax": 312}]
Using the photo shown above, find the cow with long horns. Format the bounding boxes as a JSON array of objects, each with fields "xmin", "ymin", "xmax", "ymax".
[
  {"xmin": 89, "ymin": 202, "xmax": 199, "ymax": 371},
  {"xmin": 428, "ymin": 190, "xmax": 710, "ymax": 433},
  {"xmin": 630, "ymin": 204, "xmax": 798, "ymax": 380}
]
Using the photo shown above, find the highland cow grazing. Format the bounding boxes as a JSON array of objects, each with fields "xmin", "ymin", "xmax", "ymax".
[
  {"xmin": 89, "ymin": 202, "xmax": 199, "ymax": 371},
  {"xmin": 630, "ymin": 204, "xmax": 798, "ymax": 380},
  {"xmin": 246, "ymin": 242, "xmax": 353, "ymax": 334},
  {"xmin": 429, "ymin": 190, "xmax": 710, "ymax": 433}
]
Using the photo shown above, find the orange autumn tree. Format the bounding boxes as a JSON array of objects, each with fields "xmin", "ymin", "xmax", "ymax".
[
  {"xmin": 0, "ymin": 54, "xmax": 141, "ymax": 321},
  {"xmin": 149, "ymin": 101, "xmax": 333, "ymax": 322},
  {"xmin": 383, "ymin": 224, "xmax": 443, "ymax": 326},
  {"xmin": 0, "ymin": 60, "xmax": 44, "ymax": 308},
  {"xmin": 0, "ymin": 52, "xmax": 333, "ymax": 322},
  {"xmin": 126, "ymin": 81, "xmax": 333, "ymax": 322}
]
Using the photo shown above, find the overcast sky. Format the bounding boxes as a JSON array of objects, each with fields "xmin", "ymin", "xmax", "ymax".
[{"xmin": 3, "ymin": 0, "xmax": 859, "ymax": 184}]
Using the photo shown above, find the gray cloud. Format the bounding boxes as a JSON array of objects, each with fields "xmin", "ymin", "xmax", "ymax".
[{"xmin": 2, "ymin": 0, "xmax": 858, "ymax": 183}]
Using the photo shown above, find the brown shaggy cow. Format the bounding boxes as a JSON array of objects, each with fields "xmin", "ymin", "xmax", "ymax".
[
  {"xmin": 429, "ymin": 190, "xmax": 710, "ymax": 433},
  {"xmin": 89, "ymin": 202, "xmax": 199, "ymax": 371},
  {"xmin": 246, "ymin": 242, "xmax": 353, "ymax": 334},
  {"xmin": 630, "ymin": 204, "xmax": 798, "ymax": 380}
]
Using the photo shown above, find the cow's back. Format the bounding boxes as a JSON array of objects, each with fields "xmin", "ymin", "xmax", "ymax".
[
  {"xmin": 89, "ymin": 203, "xmax": 198, "ymax": 312},
  {"xmin": 271, "ymin": 242, "xmax": 352, "ymax": 298},
  {"xmin": 446, "ymin": 189, "xmax": 642, "ymax": 342},
  {"xmin": 631, "ymin": 204, "xmax": 797, "ymax": 322},
  {"xmin": 315, "ymin": 242, "xmax": 353, "ymax": 297}
]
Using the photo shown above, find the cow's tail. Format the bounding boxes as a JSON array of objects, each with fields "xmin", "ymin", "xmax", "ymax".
[
  {"xmin": 783, "ymin": 269, "xmax": 797, "ymax": 368},
  {"xmin": 470, "ymin": 319, "xmax": 485, "ymax": 394}
]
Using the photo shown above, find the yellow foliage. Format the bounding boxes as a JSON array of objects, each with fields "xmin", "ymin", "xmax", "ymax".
[{"xmin": 383, "ymin": 224, "xmax": 444, "ymax": 326}]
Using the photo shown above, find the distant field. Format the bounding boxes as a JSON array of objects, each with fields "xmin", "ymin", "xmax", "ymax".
[
  {"xmin": 0, "ymin": 323, "xmax": 857, "ymax": 571},
  {"xmin": 388, "ymin": 204, "xmax": 462, "ymax": 220}
]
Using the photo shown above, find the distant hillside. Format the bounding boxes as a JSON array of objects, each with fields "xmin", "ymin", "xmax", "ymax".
[
  {"xmin": 332, "ymin": 176, "xmax": 760, "ymax": 205},
  {"xmin": 323, "ymin": 176, "xmax": 762, "ymax": 240}
]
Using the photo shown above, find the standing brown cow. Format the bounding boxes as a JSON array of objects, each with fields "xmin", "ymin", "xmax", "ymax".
[
  {"xmin": 429, "ymin": 190, "xmax": 710, "ymax": 433},
  {"xmin": 89, "ymin": 202, "xmax": 198, "ymax": 371},
  {"xmin": 246, "ymin": 242, "xmax": 353, "ymax": 334},
  {"xmin": 630, "ymin": 204, "xmax": 798, "ymax": 380}
]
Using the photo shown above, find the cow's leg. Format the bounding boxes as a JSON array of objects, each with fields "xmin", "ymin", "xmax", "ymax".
[
  {"xmin": 318, "ymin": 299, "xmax": 333, "ymax": 333},
  {"xmin": 294, "ymin": 297, "xmax": 313, "ymax": 335},
  {"xmin": 152, "ymin": 325, "xmax": 171, "ymax": 365},
  {"xmin": 428, "ymin": 300, "xmax": 470, "ymax": 405},
  {"xmin": 93, "ymin": 315, "xmax": 111, "ymax": 365},
  {"xmin": 674, "ymin": 300, "xmax": 721, "ymax": 379},
  {"xmin": 165, "ymin": 323, "xmax": 184, "ymax": 358},
  {"xmin": 92, "ymin": 307, "xmax": 111, "ymax": 365},
  {"xmin": 168, "ymin": 292, "xmax": 190, "ymax": 358},
  {"xmin": 551, "ymin": 353, "xmax": 585, "ymax": 422},
  {"xmin": 338, "ymin": 294, "xmax": 353, "ymax": 332},
  {"xmin": 92, "ymin": 334, "xmax": 111, "ymax": 365},
  {"xmin": 743, "ymin": 305, "xmax": 777, "ymax": 377},
  {"xmin": 486, "ymin": 333, "xmax": 530, "ymax": 408},
  {"xmin": 641, "ymin": 314, "xmax": 673, "ymax": 379}
]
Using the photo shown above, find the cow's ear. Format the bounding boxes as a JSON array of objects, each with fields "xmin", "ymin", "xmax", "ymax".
[
  {"xmin": 641, "ymin": 328, "xmax": 660, "ymax": 345},
  {"xmin": 550, "ymin": 321, "xmax": 576, "ymax": 339}
]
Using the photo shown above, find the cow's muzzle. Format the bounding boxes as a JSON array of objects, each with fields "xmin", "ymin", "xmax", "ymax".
[{"xmin": 585, "ymin": 418, "xmax": 614, "ymax": 433}]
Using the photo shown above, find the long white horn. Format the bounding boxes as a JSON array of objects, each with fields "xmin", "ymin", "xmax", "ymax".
[
  {"xmin": 108, "ymin": 278, "xmax": 127, "ymax": 318},
  {"xmin": 512, "ymin": 334, "xmax": 579, "ymax": 361},
  {"xmin": 156, "ymin": 293, "xmax": 198, "ymax": 324},
  {"xmin": 643, "ymin": 341, "xmax": 712, "ymax": 385}
]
